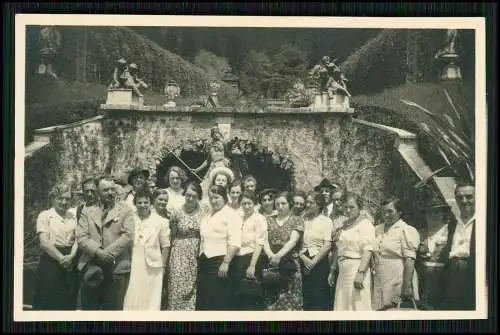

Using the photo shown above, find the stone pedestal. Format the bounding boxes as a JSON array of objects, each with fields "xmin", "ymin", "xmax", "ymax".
[
  {"xmin": 313, "ymin": 92, "xmax": 329, "ymax": 111},
  {"xmin": 329, "ymin": 94, "xmax": 350, "ymax": 109},
  {"xmin": 438, "ymin": 53, "xmax": 462, "ymax": 81},
  {"xmin": 106, "ymin": 89, "xmax": 143, "ymax": 105}
]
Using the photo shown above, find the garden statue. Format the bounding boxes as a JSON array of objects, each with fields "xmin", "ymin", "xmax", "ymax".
[
  {"xmin": 434, "ymin": 29, "xmax": 462, "ymax": 80},
  {"xmin": 309, "ymin": 56, "xmax": 333, "ymax": 92},
  {"xmin": 38, "ymin": 26, "xmax": 61, "ymax": 79},
  {"xmin": 326, "ymin": 62, "xmax": 351, "ymax": 98},
  {"xmin": 444, "ymin": 29, "xmax": 458, "ymax": 55},
  {"xmin": 108, "ymin": 58, "xmax": 128, "ymax": 89}
]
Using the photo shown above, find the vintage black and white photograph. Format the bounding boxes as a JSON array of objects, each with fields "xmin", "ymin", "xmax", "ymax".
[{"xmin": 14, "ymin": 15, "xmax": 487, "ymax": 321}]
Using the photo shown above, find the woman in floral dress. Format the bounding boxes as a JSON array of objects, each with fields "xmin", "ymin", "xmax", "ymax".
[
  {"xmin": 167, "ymin": 181, "xmax": 209, "ymax": 310},
  {"xmin": 262, "ymin": 191, "xmax": 304, "ymax": 311}
]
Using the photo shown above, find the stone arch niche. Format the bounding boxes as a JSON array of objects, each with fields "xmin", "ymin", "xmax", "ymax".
[{"xmin": 150, "ymin": 137, "xmax": 296, "ymax": 194}]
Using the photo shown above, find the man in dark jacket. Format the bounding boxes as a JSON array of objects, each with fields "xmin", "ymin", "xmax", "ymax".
[{"xmin": 444, "ymin": 182, "xmax": 476, "ymax": 310}]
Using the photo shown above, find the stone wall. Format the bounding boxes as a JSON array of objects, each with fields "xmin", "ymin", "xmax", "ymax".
[{"xmin": 26, "ymin": 110, "xmax": 401, "ymax": 232}]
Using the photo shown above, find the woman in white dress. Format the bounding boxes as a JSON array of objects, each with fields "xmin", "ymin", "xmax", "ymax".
[
  {"xmin": 164, "ymin": 166, "xmax": 187, "ymax": 212},
  {"xmin": 123, "ymin": 188, "xmax": 171, "ymax": 310},
  {"xmin": 372, "ymin": 197, "xmax": 420, "ymax": 310},
  {"xmin": 329, "ymin": 192, "xmax": 375, "ymax": 310}
]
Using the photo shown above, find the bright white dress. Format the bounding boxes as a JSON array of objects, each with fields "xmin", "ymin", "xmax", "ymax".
[
  {"xmin": 123, "ymin": 212, "xmax": 170, "ymax": 310},
  {"xmin": 334, "ymin": 218, "xmax": 375, "ymax": 311}
]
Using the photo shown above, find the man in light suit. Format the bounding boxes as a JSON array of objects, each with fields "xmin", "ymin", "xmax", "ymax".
[{"xmin": 76, "ymin": 176, "xmax": 135, "ymax": 310}]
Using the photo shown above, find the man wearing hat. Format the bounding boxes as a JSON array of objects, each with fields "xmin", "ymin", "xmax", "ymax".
[
  {"xmin": 313, "ymin": 178, "xmax": 340, "ymax": 218},
  {"xmin": 124, "ymin": 168, "xmax": 150, "ymax": 211},
  {"xmin": 444, "ymin": 182, "xmax": 476, "ymax": 310},
  {"xmin": 415, "ymin": 197, "xmax": 452, "ymax": 310},
  {"xmin": 76, "ymin": 176, "xmax": 135, "ymax": 310}
]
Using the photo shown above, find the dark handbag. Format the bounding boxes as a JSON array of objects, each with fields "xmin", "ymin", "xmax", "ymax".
[
  {"xmin": 262, "ymin": 266, "xmax": 282, "ymax": 286},
  {"xmin": 238, "ymin": 278, "xmax": 263, "ymax": 298}
]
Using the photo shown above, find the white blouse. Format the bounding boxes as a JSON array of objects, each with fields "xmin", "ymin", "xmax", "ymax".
[
  {"xmin": 336, "ymin": 218, "xmax": 375, "ymax": 260},
  {"xmin": 301, "ymin": 214, "xmax": 334, "ymax": 257},
  {"xmin": 199, "ymin": 205, "xmax": 243, "ymax": 258},
  {"xmin": 166, "ymin": 188, "xmax": 185, "ymax": 212},
  {"xmin": 36, "ymin": 208, "xmax": 77, "ymax": 247},
  {"xmin": 238, "ymin": 212, "xmax": 268, "ymax": 256}
]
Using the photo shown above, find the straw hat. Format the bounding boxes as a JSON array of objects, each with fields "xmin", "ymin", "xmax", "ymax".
[{"xmin": 208, "ymin": 166, "xmax": 234, "ymax": 186}]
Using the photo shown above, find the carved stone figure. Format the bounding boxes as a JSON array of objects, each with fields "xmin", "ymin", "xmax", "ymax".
[
  {"xmin": 38, "ymin": 26, "xmax": 61, "ymax": 79},
  {"xmin": 326, "ymin": 63, "xmax": 351, "ymax": 98},
  {"xmin": 309, "ymin": 56, "xmax": 332, "ymax": 92}
]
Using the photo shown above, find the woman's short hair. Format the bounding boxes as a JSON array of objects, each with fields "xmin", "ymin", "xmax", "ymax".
[
  {"xmin": 241, "ymin": 190, "xmax": 258, "ymax": 204},
  {"xmin": 152, "ymin": 188, "xmax": 169, "ymax": 201},
  {"xmin": 165, "ymin": 166, "xmax": 188, "ymax": 186},
  {"xmin": 133, "ymin": 187, "xmax": 153, "ymax": 204},
  {"xmin": 243, "ymin": 175, "xmax": 257, "ymax": 185},
  {"xmin": 258, "ymin": 189, "xmax": 276, "ymax": 204},
  {"xmin": 307, "ymin": 191, "xmax": 328, "ymax": 211},
  {"xmin": 275, "ymin": 191, "xmax": 294, "ymax": 207},
  {"xmin": 184, "ymin": 181, "xmax": 203, "ymax": 200},
  {"xmin": 293, "ymin": 189, "xmax": 307, "ymax": 201},
  {"xmin": 208, "ymin": 185, "xmax": 229, "ymax": 203},
  {"xmin": 342, "ymin": 192, "xmax": 364, "ymax": 209},
  {"xmin": 49, "ymin": 183, "xmax": 72, "ymax": 199},
  {"xmin": 380, "ymin": 197, "xmax": 403, "ymax": 213}
]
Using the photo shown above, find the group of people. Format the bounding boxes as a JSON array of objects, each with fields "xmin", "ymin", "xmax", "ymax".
[{"xmin": 31, "ymin": 163, "xmax": 477, "ymax": 312}]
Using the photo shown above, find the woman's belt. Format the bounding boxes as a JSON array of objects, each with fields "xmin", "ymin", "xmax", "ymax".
[{"xmin": 421, "ymin": 261, "xmax": 445, "ymax": 268}]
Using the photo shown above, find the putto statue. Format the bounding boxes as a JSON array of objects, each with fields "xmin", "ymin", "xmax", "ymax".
[
  {"xmin": 38, "ymin": 26, "xmax": 61, "ymax": 79},
  {"xmin": 326, "ymin": 62, "xmax": 351, "ymax": 98},
  {"xmin": 108, "ymin": 58, "xmax": 148, "ymax": 97},
  {"xmin": 309, "ymin": 56, "xmax": 332, "ymax": 92}
]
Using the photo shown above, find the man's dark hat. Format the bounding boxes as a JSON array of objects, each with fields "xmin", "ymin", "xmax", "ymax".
[
  {"xmin": 83, "ymin": 263, "xmax": 104, "ymax": 287},
  {"xmin": 313, "ymin": 178, "xmax": 340, "ymax": 192},
  {"xmin": 419, "ymin": 197, "xmax": 451, "ymax": 211},
  {"xmin": 127, "ymin": 168, "xmax": 150, "ymax": 185}
]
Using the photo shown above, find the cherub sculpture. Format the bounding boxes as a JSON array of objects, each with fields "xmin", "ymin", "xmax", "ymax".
[
  {"xmin": 326, "ymin": 62, "xmax": 351, "ymax": 98},
  {"xmin": 38, "ymin": 26, "xmax": 61, "ymax": 79},
  {"xmin": 309, "ymin": 56, "xmax": 332, "ymax": 92}
]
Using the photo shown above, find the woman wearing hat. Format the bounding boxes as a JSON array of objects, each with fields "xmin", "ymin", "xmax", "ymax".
[
  {"xmin": 299, "ymin": 191, "xmax": 334, "ymax": 311},
  {"xmin": 33, "ymin": 183, "xmax": 79, "ymax": 310},
  {"xmin": 125, "ymin": 168, "xmax": 150, "ymax": 211},
  {"xmin": 196, "ymin": 185, "xmax": 243, "ymax": 310},
  {"xmin": 123, "ymin": 187, "xmax": 171, "ymax": 310},
  {"xmin": 199, "ymin": 166, "xmax": 234, "ymax": 207},
  {"xmin": 372, "ymin": 197, "xmax": 420, "ymax": 310},
  {"xmin": 164, "ymin": 166, "xmax": 187, "ymax": 212},
  {"xmin": 262, "ymin": 191, "xmax": 304, "ymax": 311},
  {"xmin": 167, "ymin": 181, "xmax": 209, "ymax": 311},
  {"xmin": 415, "ymin": 197, "xmax": 453, "ymax": 310}
]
